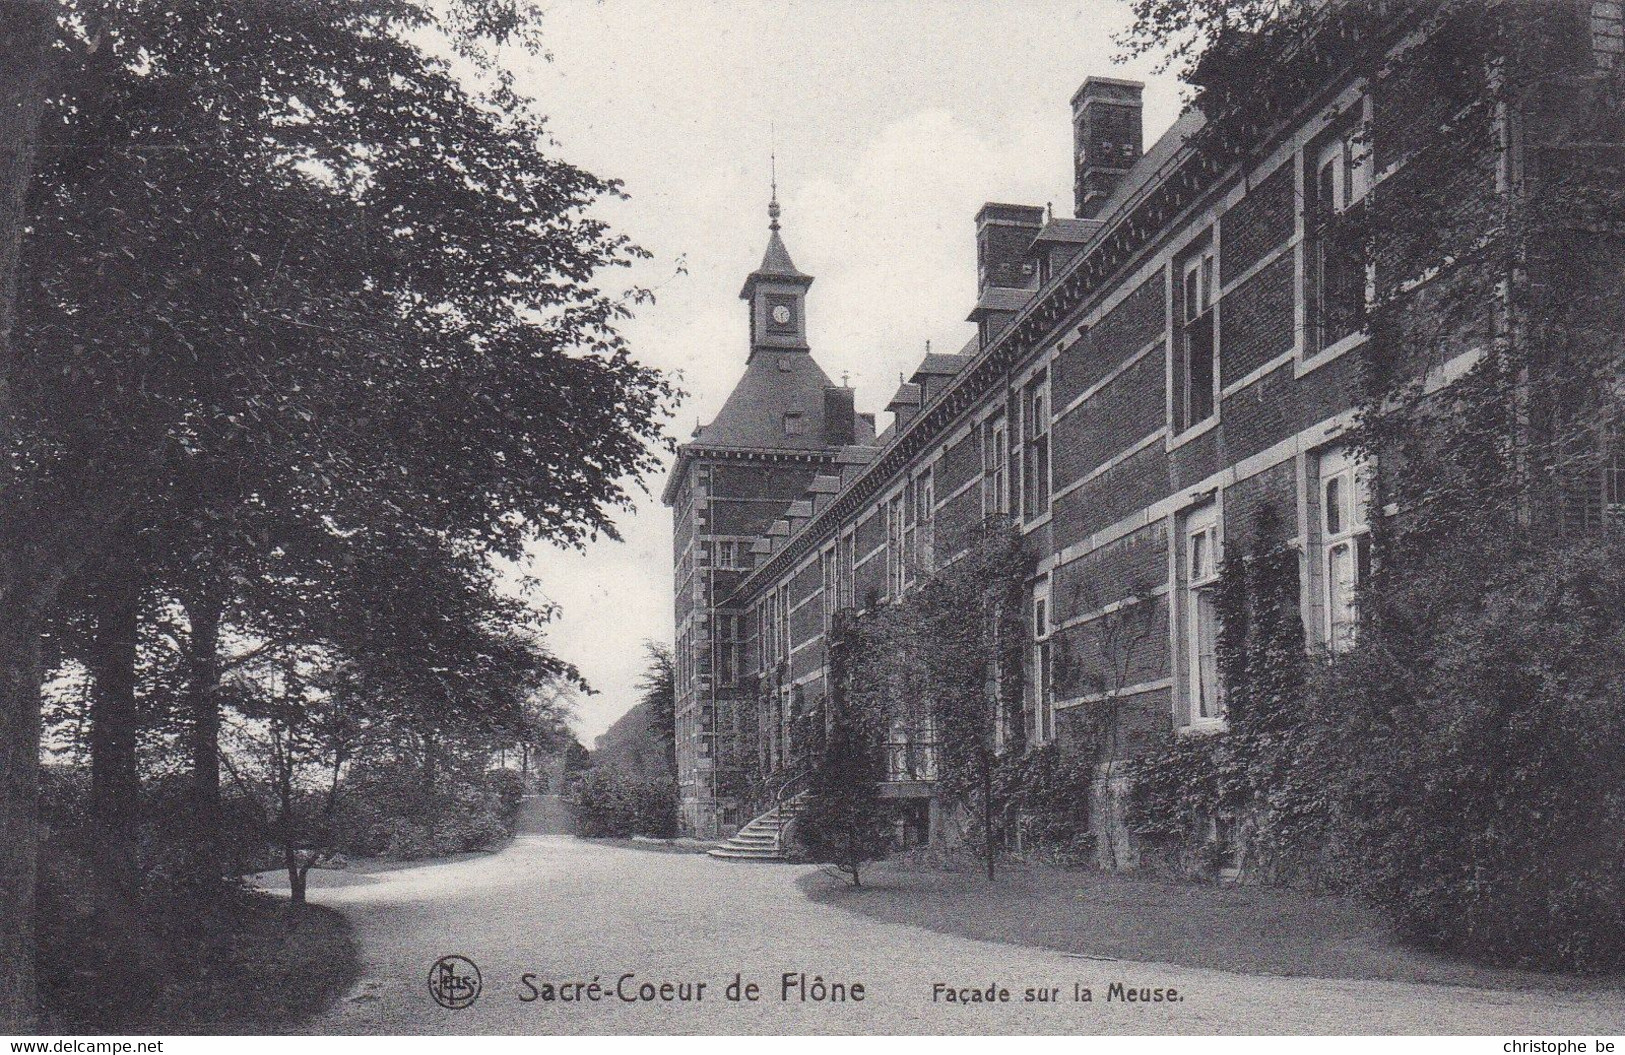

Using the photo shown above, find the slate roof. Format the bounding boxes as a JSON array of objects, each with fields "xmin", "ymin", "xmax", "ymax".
[
  {"xmin": 1033, "ymin": 216, "xmax": 1105, "ymax": 244},
  {"xmin": 738, "ymin": 229, "xmax": 813, "ymax": 297},
  {"xmin": 690, "ymin": 349, "xmax": 841, "ymax": 452},
  {"xmin": 967, "ymin": 285, "xmax": 1036, "ymax": 320},
  {"xmin": 912, "ymin": 352, "xmax": 971, "ymax": 379}
]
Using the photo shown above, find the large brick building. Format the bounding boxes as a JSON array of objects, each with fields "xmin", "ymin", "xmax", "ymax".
[{"xmin": 666, "ymin": 2, "xmax": 1625, "ymax": 847}]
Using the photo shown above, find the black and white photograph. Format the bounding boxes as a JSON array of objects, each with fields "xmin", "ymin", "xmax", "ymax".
[{"xmin": 2, "ymin": 0, "xmax": 1625, "ymax": 1043}]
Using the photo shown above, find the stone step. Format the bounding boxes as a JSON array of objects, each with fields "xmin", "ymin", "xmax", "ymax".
[
  {"xmin": 708, "ymin": 792, "xmax": 810, "ymax": 862},
  {"xmin": 706, "ymin": 845, "xmax": 787, "ymax": 860}
]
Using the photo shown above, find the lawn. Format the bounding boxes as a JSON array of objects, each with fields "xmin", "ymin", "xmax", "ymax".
[
  {"xmin": 800, "ymin": 853, "xmax": 1623, "ymax": 992},
  {"xmin": 37, "ymin": 877, "xmax": 361, "ymax": 1033}
]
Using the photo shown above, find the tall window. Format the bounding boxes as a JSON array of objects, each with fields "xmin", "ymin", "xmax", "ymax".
[
  {"xmin": 1320, "ymin": 447, "xmax": 1371, "ymax": 652},
  {"xmin": 1032, "ymin": 581, "xmax": 1054, "ymax": 744},
  {"xmin": 1182, "ymin": 504, "xmax": 1223, "ymax": 725},
  {"xmin": 887, "ymin": 715, "xmax": 939, "ymax": 782},
  {"xmin": 783, "ymin": 412, "xmax": 805, "ymax": 436},
  {"xmin": 717, "ymin": 614, "xmax": 740, "ymax": 686},
  {"xmin": 1309, "ymin": 126, "xmax": 1370, "ymax": 353},
  {"xmin": 1176, "ymin": 243, "xmax": 1216, "ymax": 432},
  {"xmin": 777, "ymin": 585, "xmax": 789, "ymax": 663},
  {"xmin": 902, "ymin": 481, "xmax": 918, "ymax": 590},
  {"xmin": 821, "ymin": 547, "xmax": 836, "ymax": 636},
  {"xmin": 887, "ymin": 492, "xmax": 906, "ymax": 599},
  {"xmin": 1605, "ymin": 453, "xmax": 1625, "ymax": 518},
  {"xmin": 838, "ymin": 529, "xmax": 855, "ymax": 609},
  {"xmin": 1022, "ymin": 372, "xmax": 1051, "ymax": 522},
  {"xmin": 982, "ymin": 414, "xmax": 1009, "ymax": 518},
  {"xmin": 914, "ymin": 471, "xmax": 935, "ymax": 574}
]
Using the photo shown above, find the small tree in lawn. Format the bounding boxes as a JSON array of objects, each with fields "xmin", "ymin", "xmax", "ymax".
[
  {"xmin": 796, "ymin": 702, "xmax": 889, "ymax": 887},
  {"xmin": 796, "ymin": 610, "xmax": 890, "ymax": 886}
]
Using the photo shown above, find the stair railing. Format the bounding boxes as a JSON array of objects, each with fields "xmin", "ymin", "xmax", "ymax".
[{"xmin": 772, "ymin": 758, "xmax": 814, "ymax": 813}]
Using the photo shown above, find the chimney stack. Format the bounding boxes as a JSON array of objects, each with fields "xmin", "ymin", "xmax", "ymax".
[
  {"xmin": 1072, "ymin": 77, "xmax": 1144, "ymax": 219},
  {"xmin": 975, "ymin": 203, "xmax": 1045, "ymax": 296},
  {"xmin": 823, "ymin": 385, "xmax": 856, "ymax": 446}
]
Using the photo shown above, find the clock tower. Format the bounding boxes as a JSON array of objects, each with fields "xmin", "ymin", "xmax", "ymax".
[
  {"xmin": 739, "ymin": 190, "xmax": 812, "ymax": 359},
  {"xmin": 664, "ymin": 184, "xmax": 871, "ymax": 839}
]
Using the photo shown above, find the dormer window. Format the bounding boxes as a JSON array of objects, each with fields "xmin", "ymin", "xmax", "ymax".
[{"xmin": 783, "ymin": 412, "xmax": 805, "ymax": 437}]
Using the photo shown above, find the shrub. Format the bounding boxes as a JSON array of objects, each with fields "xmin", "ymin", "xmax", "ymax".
[
  {"xmin": 484, "ymin": 767, "xmax": 528, "ymax": 823},
  {"xmin": 327, "ymin": 763, "xmax": 519, "ymax": 860},
  {"xmin": 571, "ymin": 764, "xmax": 677, "ymax": 838},
  {"xmin": 992, "ymin": 743, "xmax": 1095, "ymax": 865},
  {"xmin": 1318, "ymin": 540, "xmax": 1625, "ymax": 971}
]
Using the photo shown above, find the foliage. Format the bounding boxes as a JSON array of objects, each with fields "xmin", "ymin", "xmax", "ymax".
[
  {"xmin": 990, "ymin": 743, "xmax": 1095, "ymax": 866},
  {"xmin": 794, "ymin": 686, "xmax": 890, "ymax": 887},
  {"xmin": 568, "ymin": 643, "xmax": 680, "ymax": 840},
  {"xmin": 1120, "ymin": 1, "xmax": 1625, "ymax": 972},
  {"xmin": 9, "ymin": 0, "xmax": 676, "ymax": 889},
  {"xmin": 1126, "ymin": 506, "xmax": 1323, "ymax": 883},
  {"xmin": 1309, "ymin": 536, "xmax": 1625, "ymax": 972},
  {"xmin": 332, "ymin": 766, "xmax": 520, "ymax": 860},
  {"xmin": 570, "ymin": 765, "xmax": 679, "ymax": 840},
  {"xmin": 836, "ymin": 521, "xmax": 1032, "ymax": 880},
  {"xmin": 592, "ymin": 643, "xmax": 676, "ymax": 785}
]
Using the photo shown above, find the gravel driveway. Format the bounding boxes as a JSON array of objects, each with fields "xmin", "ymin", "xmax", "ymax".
[{"xmin": 282, "ymin": 799, "xmax": 1625, "ymax": 1035}]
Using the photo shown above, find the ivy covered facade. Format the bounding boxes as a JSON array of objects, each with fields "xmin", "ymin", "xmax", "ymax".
[{"xmin": 665, "ymin": 0, "xmax": 1625, "ymax": 855}]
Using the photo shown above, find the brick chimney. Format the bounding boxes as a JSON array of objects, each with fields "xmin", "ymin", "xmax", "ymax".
[
  {"xmin": 823, "ymin": 385, "xmax": 856, "ymax": 446},
  {"xmin": 975, "ymin": 203, "xmax": 1045, "ymax": 296},
  {"xmin": 1072, "ymin": 77, "xmax": 1144, "ymax": 218}
]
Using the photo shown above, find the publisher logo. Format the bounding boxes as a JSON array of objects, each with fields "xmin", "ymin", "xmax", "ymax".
[{"xmin": 428, "ymin": 955, "xmax": 482, "ymax": 1009}]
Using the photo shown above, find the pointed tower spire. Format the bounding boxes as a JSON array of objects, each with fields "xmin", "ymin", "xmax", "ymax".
[
  {"xmin": 739, "ymin": 151, "xmax": 813, "ymax": 360},
  {"xmin": 769, "ymin": 148, "xmax": 781, "ymax": 232}
]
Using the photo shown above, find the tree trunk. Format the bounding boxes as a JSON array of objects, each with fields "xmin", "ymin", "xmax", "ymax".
[
  {"xmin": 0, "ymin": 0, "xmax": 52, "ymax": 363},
  {"xmin": 422, "ymin": 733, "xmax": 438, "ymax": 798},
  {"xmin": 0, "ymin": 601, "xmax": 46, "ymax": 1032},
  {"xmin": 283, "ymin": 847, "xmax": 308, "ymax": 906},
  {"xmin": 183, "ymin": 585, "xmax": 225, "ymax": 885},
  {"xmin": 983, "ymin": 762, "xmax": 996, "ymax": 882},
  {"xmin": 85, "ymin": 565, "xmax": 142, "ymax": 894},
  {"xmin": 0, "ymin": 1, "xmax": 60, "ymax": 1032}
]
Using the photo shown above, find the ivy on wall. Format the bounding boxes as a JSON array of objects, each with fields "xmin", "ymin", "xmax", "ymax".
[{"xmin": 1125, "ymin": 504, "xmax": 1333, "ymax": 884}]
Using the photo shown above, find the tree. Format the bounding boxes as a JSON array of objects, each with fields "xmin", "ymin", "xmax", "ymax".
[
  {"xmin": 0, "ymin": 1, "xmax": 61, "ymax": 1030},
  {"xmin": 3, "ymin": 0, "xmax": 675, "ymax": 1022},
  {"xmin": 795, "ymin": 687, "xmax": 889, "ymax": 888},
  {"xmin": 797, "ymin": 717, "xmax": 888, "ymax": 886},
  {"xmin": 16, "ymin": 0, "xmax": 674, "ymax": 878},
  {"xmin": 640, "ymin": 642, "xmax": 677, "ymax": 777}
]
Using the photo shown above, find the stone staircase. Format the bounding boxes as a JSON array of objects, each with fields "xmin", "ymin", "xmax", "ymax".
[{"xmin": 706, "ymin": 793, "xmax": 808, "ymax": 861}]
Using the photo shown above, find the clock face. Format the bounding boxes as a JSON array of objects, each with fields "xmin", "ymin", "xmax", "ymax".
[{"xmin": 771, "ymin": 304, "xmax": 792, "ymax": 325}]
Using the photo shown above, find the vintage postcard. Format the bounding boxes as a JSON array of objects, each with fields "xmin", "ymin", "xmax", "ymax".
[{"xmin": 2, "ymin": 0, "xmax": 1624, "ymax": 1045}]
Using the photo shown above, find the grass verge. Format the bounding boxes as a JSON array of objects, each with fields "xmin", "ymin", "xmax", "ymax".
[
  {"xmin": 37, "ymin": 871, "xmax": 360, "ymax": 1033},
  {"xmin": 799, "ymin": 853, "xmax": 1624, "ymax": 992}
]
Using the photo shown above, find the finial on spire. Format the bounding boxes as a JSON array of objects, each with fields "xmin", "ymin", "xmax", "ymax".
[{"xmin": 768, "ymin": 139, "xmax": 781, "ymax": 232}]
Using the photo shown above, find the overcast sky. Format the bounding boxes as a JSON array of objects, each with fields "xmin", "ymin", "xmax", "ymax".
[{"xmin": 503, "ymin": 1, "xmax": 1185, "ymax": 742}]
